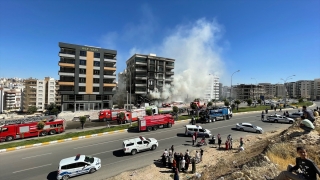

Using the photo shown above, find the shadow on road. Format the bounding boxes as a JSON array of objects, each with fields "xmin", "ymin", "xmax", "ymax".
[
  {"xmin": 176, "ymin": 133, "xmax": 187, "ymax": 137},
  {"xmin": 127, "ymin": 127, "xmax": 139, "ymax": 133},
  {"xmin": 113, "ymin": 149, "xmax": 126, "ymax": 157},
  {"xmin": 153, "ymin": 159, "xmax": 165, "ymax": 168},
  {"xmin": 47, "ymin": 171, "xmax": 57, "ymax": 180}
]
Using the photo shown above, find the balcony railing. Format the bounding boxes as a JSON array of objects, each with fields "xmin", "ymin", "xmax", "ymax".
[{"xmin": 165, "ymin": 71, "xmax": 174, "ymax": 75}]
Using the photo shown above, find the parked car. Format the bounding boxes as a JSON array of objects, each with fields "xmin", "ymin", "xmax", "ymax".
[
  {"xmin": 235, "ymin": 122, "xmax": 263, "ymax": 133},
  {"xmin": 123, "ymin": 136, "xmax": 158, "ymax": 155},
  {"xmin": 288, "ymin": 112, "xmax": 303, "ymax": 119},
  {"xmin": 267, "ymin": 116, "xmax": 295, "ymax": 124},
  {"xmin": 267, "ymin": 114, "xmax": 281, "ymax": 121}
]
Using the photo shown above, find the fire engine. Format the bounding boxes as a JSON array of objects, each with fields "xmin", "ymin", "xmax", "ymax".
[
  {"xmin": 0, "ymin": 115, "xmax": 66, "ymax": 141},
  {"xmin": 138, "ymin": 114, "xmax": 175, "ymax": 132},
  {"xmin": 99, "ymin": 109, "xmax": 146, "ymax": 124}
]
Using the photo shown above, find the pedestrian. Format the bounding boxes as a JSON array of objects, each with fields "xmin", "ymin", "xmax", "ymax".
[
  {"xmin": 280, "ymin": 107, "xmax": 282, "ymax": 112},
  {"xmin": 180, "ymin": 157, "xmax": 186, "ymax": 172},
  {"xmin": 302, "ymin": 106, "xmax": 315, "ymax": 123},
  {"xmin": 194, "ymin": 132, "xmax": 198, "ymax": 141},
  {"xmin": 261, "ymin": 111, "xmax": 265, "ymax": 121},
  {"xmin": 230, "ymin": 137, "xmax": 233, "ymax": 149},
  {"xmin": 218, "ymin": 134, "xmax": 222, "ymax": 149},
  {"xmin": 172, "ymin": 159, "xmax": 177, "ymax": 171},
  {"xmin": 169, "ymin": 148, "xmax": 172, "ymax": 156},
  {"xmin": 299, "ymin": 116, "xmax": 315, "ymax": 134},
  {"xmin": 168, "ymin": 155, "xmax": 173, "ymax": 169},
  {"xmin": 178, "ymin": 153, "xmax": 183, "ymax": 171},
  {"xmin": 170, "ymin": 145, "xmax": 174, "ymax": 154},
  {"xmin": 185, "ymin": 149, "xmax": 189, "ymax": 157},
  {"xmin": 200, "ymin": 148, "xmax": 204, "ymax": 161},
  {"xmin": 106, "ymin": 120, "xmax": 110, "ymax": 128},
  {"xmin": 174, "ymin": 167, "xmax": 179, "ymax": 180},
  {"xmin": 212, "ymin": 135, "xmax": 216, "ymax": 144},
  {"xmin": 185, "ymin": 156, "xmax": 190, "ymax": 171},
  {"xmin": 227, "ymin": 134, "xmax": 231, "ymax": 141},
  {"xmin": 265, "ymin": 147, "xmax": 320, "ymax": 180},
  {"xmin": 164, "ymin": 149, "xmax": 168, "ymax": 157},
  {"xmin": 161, "ymin": 153, "xmax": 167, "ymax": 167},
  {"xmin": 225, "ymin": 140, "xmax": 229, "ymax": 150},
  {"xmin": 192, "ymin": 134, "xmax": 195, "ymax": 146},
  {"xmin": 196, "ymin": 151, "xmax": 200, "ymax": 163}
]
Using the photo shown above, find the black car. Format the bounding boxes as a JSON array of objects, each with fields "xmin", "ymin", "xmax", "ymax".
[{"xmin": 288, "ymin": 112, "xmax": 303, "ymax": 119}]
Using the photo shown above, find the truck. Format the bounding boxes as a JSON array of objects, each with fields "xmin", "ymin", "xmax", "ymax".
[
  {"xmin": 99, "ymin": 109, "xmax": 146, "ymax": 123},
  {"xmin": 0, "ymin": 115, "xmax": 66, "ymax": 141},
  {"xmin": 207, "ymin": 107, "xmax": 233, "ymax": 122},
  {"xmin": 138, "ymin": 114, "xmax": 175, "ymax": 132}
]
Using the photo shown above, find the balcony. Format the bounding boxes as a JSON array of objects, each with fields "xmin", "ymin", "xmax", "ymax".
[
  {"xmin": 135, "ymin": 83, "xmax": 147, "ymax": 87},
  {"xmin": 136, "ymin": 68, "xmax": 147, "ymax": 72},
  {"xmin": 59, "ymin": 62, "xmax": 75, "ymax": 68},
  {"xmin": 103, "ymin": 87, "xmax": 116, "ymax": 94},
  {"xmin": 104, "ymin": 75, "xmax": 116, "ymax": 79},
  {"xmin": 59, "ymin": 52, "xmax": 75, "ymax": 58},
  {"xmin": 58, "ymin": 71, "xmax": 75, "ymax": 76},
  {"xmin": 136, "ymin": 61, "xmax": 147, "ymax": 66},
  {"xmin": 103, "ymin": 83, "xmax": 116, "ymax": 87},
  {"xmin": 6, "ymin": 96, "xmax": 15, "ymax": 99},
  {"xmin": 135, "ymin": 91, "xmax": 147, "ymax": 94},
  {"xmin": 165, "ymin": 78, "xmax": 173, "ymax": 81},
  {"xmin": 165, "ymin": 71, "xmax": 174, "ymax": 75},
  {"xmin": 135, "ymin": 76, "xmax": 147, "ymax": 80},
  {"xmin": 6, "ymin": 94, "xmax": 15, "ymax": 96},
  {"xmin": 104, "ymin": 58, "xmax": 117, "ymax": 63},
  {"xmin": 58, "ymin": 81, "xmax": 74, "ymax": 86},
  {"xmin": 103, "ymin": 67, "xmax": 116, "ymax": 71},
  {"xmin": 165, "ymin": 63, "xmax": 174, "ymax": 69}
]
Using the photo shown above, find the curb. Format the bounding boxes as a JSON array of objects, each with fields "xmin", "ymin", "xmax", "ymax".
[{"xmin": 0, "ymin": 129, "xmax": 128, "ymax": 153}]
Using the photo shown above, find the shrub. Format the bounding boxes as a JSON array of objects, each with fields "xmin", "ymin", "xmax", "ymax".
[
  {"xmin": 118, "ymin": 112, "xmax": 125, "ymax": 120},
  {"xmin": 172, "ymin": 106, "xmax": 179, "ymax": 114},
  {"xmin": 146, "ymin": 109, "xmax": 153, "ymax": 116},
  {"xmin": 207, "ymin": 102, "xmax": 213, "ymax": 107},
  {"xmin": 27, "ymin": 106, "xmax": 37, "ymax": 114},
  {"xmin": 247, "ymin": 99, "xmax": 252, "ymax": 106},
  {"xmin": 80, "ymin": 116, "xmax": 87, "ymax": 124},
  {"xmin": 257, "ymin": 99, "xmax": 262, "ymax": 105},
  {"xmin": 298, "ymin": 98, "xmax": 303, "ymax": 103},
  {"xmin": 190, "ymin": 103, "xmax": 197, "ymax": 110},
  {"xmin": 224, "ymin": 100, "xmax": 230, "ymax": 106},
  {"xmin": 37, "ymin": 121, "xmax": 45, "ymax": 130}
]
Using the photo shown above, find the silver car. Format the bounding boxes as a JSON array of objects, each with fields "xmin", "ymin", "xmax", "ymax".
[
  {"xmin": 267, "ymin": 114, "xmax": 281, "ymax": 121},
  {"xmin": 271, "ymin": 116, "xmax": 295, "ymax": 124},
  {"xmin": 236, "ymin": 122, "xmax": 263, "ymax": 133}
]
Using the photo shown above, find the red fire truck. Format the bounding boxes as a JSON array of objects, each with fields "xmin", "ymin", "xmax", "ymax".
[
  {"xmin": 0, "ymin": 115, "xmax": 66, "ymax": 142},
  {"xmin": 99, "ymin": 109, "xmax": 146, "ymax": 124},
  {"xmin": 138, "ymin": 114, "xmax": 175, "ymax": 132}
]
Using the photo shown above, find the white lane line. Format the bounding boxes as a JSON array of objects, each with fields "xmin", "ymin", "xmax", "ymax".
[
  {"xmin": 12, "ymin": 164, "xmax": 52, "ymax": 174},
  {"xmin": 22, "ymin": 153, "xmax": 52, "ymax": 159}
]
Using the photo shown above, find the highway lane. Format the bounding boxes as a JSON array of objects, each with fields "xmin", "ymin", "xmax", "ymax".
[{"xmin": 0, "ymin": 106, "xmax": 314, "ymax": 180}]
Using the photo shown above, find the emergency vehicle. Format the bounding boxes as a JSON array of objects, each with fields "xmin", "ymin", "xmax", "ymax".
[
  {"xmin": 98, "ymin": 109, "xmax": 146, "ymax": 123},
  {"xmin": 122, "ymin": 136, "xmax": 158, "ymax": 155},
  {"xmin": 138, "ymin": 114, "xmax": 175, "ymax": 132},
  {"xmin": 0, "ymin": 115, "xmax": 66, "ymax": 141},
  {"xmin": 57, "ymin": 154, "xmax": 101, "ymax": 180}
]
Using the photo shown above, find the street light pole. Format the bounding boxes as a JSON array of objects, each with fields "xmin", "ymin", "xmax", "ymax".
[
  {"xmin": 230, "ymin": 70, "xmax": 240, "ymax": 101},
  {"xmin": 280, "ymin": 75, "xmax": 295, "ymax": 106}
]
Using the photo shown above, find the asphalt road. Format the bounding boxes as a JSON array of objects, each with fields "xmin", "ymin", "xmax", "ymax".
[{"xmin": 0, "ymin": 102, "xmax": 318, "ymax": 180}]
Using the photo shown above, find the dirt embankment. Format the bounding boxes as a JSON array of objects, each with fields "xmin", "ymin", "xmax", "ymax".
[{"xmin": 106, "ymin": 116, "xmax": 320, "ymax": 180}]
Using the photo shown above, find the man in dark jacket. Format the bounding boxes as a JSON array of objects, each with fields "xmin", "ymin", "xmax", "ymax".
[
  {"xmin": 302, "ymin": 106, "xmax": 315, "ymax": 123},
  {"xmin": 266, "ymin": 146, "xmax": 320, "ymax": 180}
]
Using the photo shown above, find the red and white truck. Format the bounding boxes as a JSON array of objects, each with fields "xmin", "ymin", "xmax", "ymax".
[
  {"xmin": 0, "ymin": 115, "xmax": 66, "ymax": 141},
  {"xmin": 99, "ymin": 109, "xmax": 146, "ymax": 123},
  {"xmin": 138, "ymin": 114, "xmax": 175, "ymax": 132}
]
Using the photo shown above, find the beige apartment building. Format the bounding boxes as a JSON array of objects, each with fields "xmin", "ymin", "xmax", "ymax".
[{"xmin": 4, "ymin": 89, "xmax": 22, "ymax": 111}]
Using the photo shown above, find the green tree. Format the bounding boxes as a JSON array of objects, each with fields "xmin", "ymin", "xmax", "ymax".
[
  {"xmin": 51, "ymin": 108, "xmax": 59, "ymax": 115},
  {"xmin": 37, "ymin": 121, "xmax": 45, "ymax": 137},
  {"xmin": 235, "ymin": 100, "xmax": 241, "ymax": 108},
  {"xmin": 298, "ymin": 98, "xmax": 304, "ymax": 103},
  {"xmin": 231, "ymin": 104, "xmax": 236, "ymax": 111},
  {"xmin": 224, "ymin": 100, "xmax": 230, "ymax": 107},
  {"xmin": 27, "ymin": 106, "xmax": 37, "ymax": 114},
  {"xmin": 247, "ymin": 99, "xmax": 253, "ymax": 106},
  {"xmin": 172, "ymin": 106, "xmax": 179, "ymax": 114},
  {"xmin": 257, "ymin": 99, "xmax": 262, "ymax": 105},
  {"xmin": 207, "ymin": 102, "xmax": 213, "ymax": 107},
  {"xmin": 118, "ymin": 112, "xmax": 125, "ymax": 120},
  {"xmin": 146, "ymin": 109, "xmax": 153, "ymax": 116},
  {"xmin": 190, "ymin": 103, "xmax": 197, "ymax": 110},
  {"xmin": 80, "ymin": 116, "xmax": 87, "ymax": 129}
]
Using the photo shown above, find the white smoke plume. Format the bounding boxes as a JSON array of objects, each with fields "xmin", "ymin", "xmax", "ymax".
[{"xmin": 148, "ymin": 18, "xmax": 225, "ymax": 102}]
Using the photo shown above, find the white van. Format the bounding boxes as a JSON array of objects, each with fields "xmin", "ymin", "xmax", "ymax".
[
  {"xmin": 185, "ymin": 125, "xmax": 212, "ymax": 137},
  {"xmin": 57, "ymin": 154, "xmax": 101, "ymax": 180}
]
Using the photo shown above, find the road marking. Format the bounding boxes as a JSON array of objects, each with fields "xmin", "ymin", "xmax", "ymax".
[
  {"xmin": 22, "ymin": 153, "xmax": 52, "ymax": 159},
  {"xmin": 91, "ymin": 148, "xmax": 119, "ymax": 156},
  {"xmin": 12, "ymin": 164, "xmax": 52, "ymax": 173}
]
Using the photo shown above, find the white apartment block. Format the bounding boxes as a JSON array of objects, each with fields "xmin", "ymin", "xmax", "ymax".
[
  {"xmin": 313, "ymin": 78, "xmax": 320, "ymax": 100},
  {"xmin": 275, "ymin": 84, "xmax": 286, "ymax": 98},
  {"xmin": 295, "ymin": 80, "xmax": 313, "ymax": 99},
  {"xmin": 204, "ymin": 75, "xmax": 219, "ymax": 101}
]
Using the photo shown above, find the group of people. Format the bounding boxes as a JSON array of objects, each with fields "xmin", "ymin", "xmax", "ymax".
[
  {"xmin": 160, "ymin": 145, "xmax": 193, "ymax": 173},
  {"xmin": 211, "ymin": 134, "xmax": 244, "ymax": 151}
]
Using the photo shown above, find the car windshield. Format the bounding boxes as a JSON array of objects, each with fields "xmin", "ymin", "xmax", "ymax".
[
  {"xmin": 84, "ymin": 156, "xmax": 94, "ymax": 163},
  {"xmin": 146, "ymin": 139, "xmax": 151, "ymax": 142}
]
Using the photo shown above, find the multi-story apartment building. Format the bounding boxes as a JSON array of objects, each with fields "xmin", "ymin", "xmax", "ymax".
[
  {"xmin": 312, "ymin": 78, "xmax": 320, "ymax": 100},
  {"xmin": 55, "ymin": 80, "xmax": 61, "ymax": 107},
  {"xmin": 219, "ymin": 83, "xmax": 223, "ymax": 100},
  {"xmin": 285, "ymin": 82, "xmax": 297, "ymax": 98},
  {"xmin": 125, "ymin": 53, "xmax": 174, "ymax": 103},
  {"xmin": 233, "ymin": 84, "xmax": 265, "ymax": 100},
  {"xmin": 295, "ymin": 80, "xmax": 313, "ymax": 99},
  {"xmin": 0, "ymin": 88, "xmax": 4, "ymax": 113},
  {"xmin": 112, "ymin": 72, "xmax": 128, "ymax": 108},
  {"xmin": 204, "ymin": 75, "xmax": 219, "ymax": 101},
  {"xmin": 22, "ymin": 78, "xmax": 37, "ymax": 112},
  {"xmin": 58, "ymin": 42, "xmax": 117, "ymax": 111},
  {"xmin": 259, "ymin": 83, "xmax": 276, "ymax": 99},
  {"xmin": 221, "ymin": 86, "xmax": 230, "ymax": 100},
  {"xmin": 275, "ymin": 84, "xmax": 286, "ymax": 98},
  {"xmin": 4, "ymin": 89, "xmax": 22, "ymax": 111}
]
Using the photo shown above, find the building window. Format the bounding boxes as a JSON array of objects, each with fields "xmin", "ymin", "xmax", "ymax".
[
  {"xmin": 38, "ymin": 90, "xmax": 43, "ymax": 93},
  {"xmin": 50, "ymin": 90, "xmax": 54, "ymax": 93},
  {"xmin": 94, "ymin": 70, "xmax": 100, "ymax": 75},
  {"xmin": 50, "ymin": 82, "xmax": 54, "ymax": 85},
  {"xmin": 94, "ymin": 61, "xmax": 100, "ymax": 67},
  {"xmin": 38, "ymin": 102, "xmax": 42, "ymax": 105},
  {"xmin": 80, "ymin": 51, "xmax": 87, "ymax": 56},
  {"xmin": 80, "ymin": 60, "xmax": 86, "ymax": 65},
  {"xmin": 50, "ymin": 98, "xmax": 54, "ymax": 101},
  {"xmin": 93, "ymin": 87, "xmax": 99, "ymax": 92},
  {"xmin": 79, "ymin": 86, "xmax": 86, "ymax": 92},
  {"xmin": 38, "ymin": 98, "xmax": 42, "ymax": 101},
  {"xmin": 159, "ymin": 67, "xmax": 164, "ymax": 72},
  {"xmin": 79, "ymin": 78, "xmax": 86, "ymax": 83},
  {"xmin": 103, "ymin": 79, "xmax": 113, "ymax": 83},
  {"xmin": 79, "ymin": 69, "xmax": 86, "ymax": 74},
  {"xmin": 150, "ymin": 59, "xmax": 155, "ymax": 64},
  {"xmin": 93, "ymin": 78, "xmax": 100, "ymax": 83},
  {"xmin": 94, "ymin": 53, "xmax": 100, "ymax": 58}
]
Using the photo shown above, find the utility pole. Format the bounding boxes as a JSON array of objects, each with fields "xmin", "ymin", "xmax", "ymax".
[{"xmin": 231, "ymin": 70, "xmax": 240, "ymax": 101}]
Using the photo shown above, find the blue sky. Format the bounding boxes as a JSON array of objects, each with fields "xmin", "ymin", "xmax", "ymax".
[{"xmin": 0, "ymin": 0, "xmax": 319, "ymax": 86}]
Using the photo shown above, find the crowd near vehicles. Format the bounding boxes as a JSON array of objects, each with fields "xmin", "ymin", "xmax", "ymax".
[
  {"xmin": 185, "ymin": 125, "xmax": 212, "ymax": 137},
  {"xmin": 138, "ymin": 114, "xmax": 175, "ymax": 132},
  {"xmin": 57, "ymin": 154, "xmax": 101, "ymax": 180},
  {"xmin": 122, "ymin": 136, "xmax": 158, "ymax": 155},
  {"xmin": 267, "ymin": 115, "xmax": 295, "ymax": 124},
  {"xmin": 0, "ymin": 115, "xmax": 66, "ymax": 141},
  {"xmin": 236, "ymin": 122, "xmax": 263, "ymax": 134}
]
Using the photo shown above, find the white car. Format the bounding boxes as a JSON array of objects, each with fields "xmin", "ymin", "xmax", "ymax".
[
  {"xmin": 266, "ymin": 114, "xmax": 281, "ymax": 121},
  {"xmin": 57, "ymin": 154, "xmax": 101, "ymax": 180},
  {"xmin": 269, "ymin": 116, "xmax": 295, "ymax": 124},
  {"xmin": 123, "ymin": 136, "xmax": 158, "ymax": 155},
  {"xmin": 236, "ymin": 122, "xmax": 263, "ymax": 134}
]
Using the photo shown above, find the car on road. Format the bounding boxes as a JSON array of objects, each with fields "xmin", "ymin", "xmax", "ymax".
[
  {"xmin": 123, "ymin": 136, "xmax": 158, "ymax": 155},
  {"xmin": 288, "ymin": 112, "xmax": 303, "ymax": 119},
  {"xmin": 57, "ymin": 154, "xmax": 101, "ymax": 180},
  {"xmin": 266, "ymin": 114, "xmax": 281, "ymax": 121},
  {"xmin": 267, "ymin": 115, "xmax": 295, "ymax": 124},
  {"xmin": 185, "ymin": 125, "xmax": 212, "ymax": 137},
  {"xmin": 235, "ymin": 122, "xmax": 263, "ymax": 133}
]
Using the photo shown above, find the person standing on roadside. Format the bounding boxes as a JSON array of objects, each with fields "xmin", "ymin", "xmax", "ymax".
[
  {"xmin": 302, "ymin": 106, "xmax": 315, "ymax": 123},
  {"xmin": 192, "ymin": 134, "xmax": 195, "ymax": 146},
  {"xmin": 180, "ymin": 157, "xmax": 186, "ymax": 172},
  {"xmin": 261, "ymin": 111, "xmax": 265, "ymax": 121},
  {"xmin": 168, "ymin": 154, "xmax": 173, "ymax": 169},
  {"xmin": 218, "ymin": 134, "xmax": 222, "ymax": 149},
  {"xmin": 212, "ymin": 135, "xmax": 216, "ymax": 144},
  {"xmin": 170, "ymin": 145, "xmax": 174, "ymax": 154},
  {"xmin": 185, "ymin": 156, "xmax": 190, "ymax": 172},
  {"xmin": 200, "ymin": 148, "xmax": 204, "ymax": 161},
  {"xmin": 172, "ymin": 159, "xmax": 177, "ymax": 171},
  {"xmin": 174, "ymin": 167, "xmax": 179, "ymax": 180}
]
